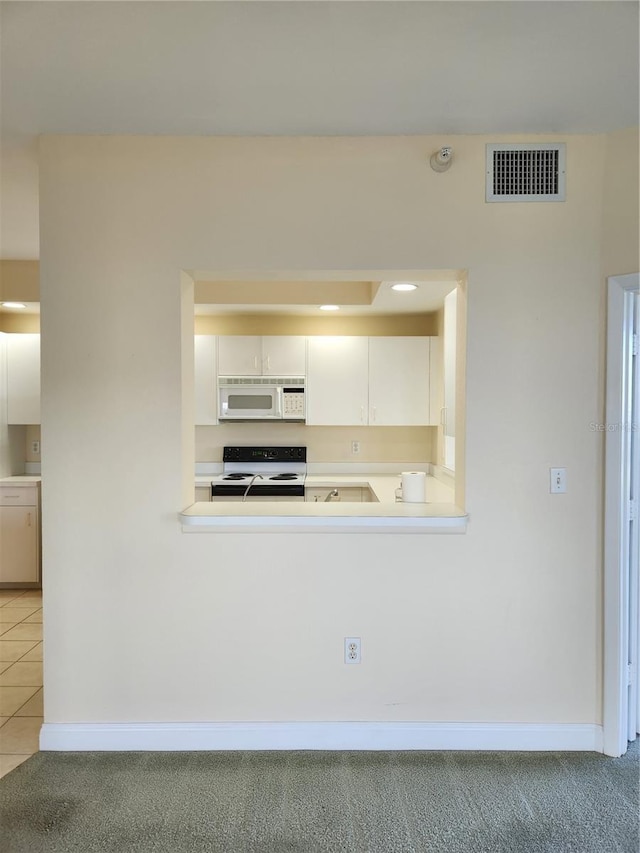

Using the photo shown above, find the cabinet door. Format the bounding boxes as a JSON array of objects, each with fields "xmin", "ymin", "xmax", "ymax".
[
  {"xmin": 217, "ymin": 336, "xmax": 261, "ymax": 375},
  {"xmin": 194, "ymin": 335, "xmax": 217, "ymax": 425},
  {"xmin": 0, "ymin": 506, "xmax": 39, "ymax": 583},
  {"xmin": 261, "ymin": 337, "xmax": 306, "ymax": 376},
  {"xmin": 428, "ymin": 336, "xmax": 442, "ymax": 429},
  {"xmin": 307, "ymin": 337, "xmax": 368, "ymax": 425},
  {"xmin": 7, "ymin": 334, "xmax": 41, "ymax": 424},
  {"xmin": 368, "ymin": 337, "xmax": 430, "ymax": 426}
]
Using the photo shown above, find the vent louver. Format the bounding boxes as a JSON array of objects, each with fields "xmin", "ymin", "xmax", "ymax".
[
  {"xmin": 486, "ymin": 143, "xmax": 566, "ymax": 202},
  {"xmin": 218, "ymin": 376, "xmax": 304, "ymax": 386}
]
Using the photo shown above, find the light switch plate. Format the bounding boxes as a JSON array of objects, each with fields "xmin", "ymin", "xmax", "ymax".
[{"xmin": 550, "ymin": 467, "xmax": 567, "ymax": 494}]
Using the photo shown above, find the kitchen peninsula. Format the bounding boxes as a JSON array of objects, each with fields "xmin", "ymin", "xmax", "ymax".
[{"xmin": 183, "ymin": 469, "xmax": 466, "ymax": 532}]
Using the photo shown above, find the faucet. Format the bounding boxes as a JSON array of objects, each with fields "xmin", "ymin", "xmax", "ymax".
[
  {"xmin": 324, "ymin": 489, "xmax": 339, "ymax": 502},
  {"xmin": 242, "ymin": 474, "xmax": 263, "ymax": 501}
]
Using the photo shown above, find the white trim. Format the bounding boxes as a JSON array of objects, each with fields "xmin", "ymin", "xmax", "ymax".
[
  {"xmin": 604, "ymin": 273, "xmax": 640, "ymax": 757},
  {"xmin": 40, "ymin": 721, "xmax": 603, "ymax": 753},
  {"xmin": 180, "ymin": 512, "xmax": 467, "ymax": 533}
]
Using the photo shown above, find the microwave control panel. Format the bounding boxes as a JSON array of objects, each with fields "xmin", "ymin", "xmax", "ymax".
[{"xmin": 283, "ymin": 389, "xmax": 305, "ymax": 419}]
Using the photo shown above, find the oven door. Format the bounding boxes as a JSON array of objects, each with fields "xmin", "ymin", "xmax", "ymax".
[{"xmin": 218, "ymin": 386, "xmax": 282, "ymax": 420}]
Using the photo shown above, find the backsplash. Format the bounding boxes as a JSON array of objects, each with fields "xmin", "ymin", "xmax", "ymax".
[
  {"xmin": 20, "ymin": 424, "xmax": 432, "ymax": 468},
  {"xmin": 26, "ymin": 425, "xmax": 41, "ymax": 463},
  {"xmin": 196, "ymin": 424, "xmax": 435, "ymax": 463}
]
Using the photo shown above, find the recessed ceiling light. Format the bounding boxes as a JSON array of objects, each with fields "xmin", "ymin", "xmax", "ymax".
[
  {"xmin": 391, "ymin": 283, "xmax": 418, "ymax": 292},
  {"xmin": 319, "ymin": 305, "xmax": 340, "ymax": 311},
  {"xmin": 1, "ymin": 302, "xmax": 27, "ymax": 309}
]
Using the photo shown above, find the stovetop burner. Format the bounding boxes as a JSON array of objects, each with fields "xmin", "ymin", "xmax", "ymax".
[
  {"xmin": 269, "ymin": 473, "xmax": 297, "ymax": 481},
  {"xmin": 223, "ymin": 473, "xmax": 253, "ymax": 480}
]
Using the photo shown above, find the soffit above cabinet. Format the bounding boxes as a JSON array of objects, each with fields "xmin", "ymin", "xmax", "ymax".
[{"xmin": 193, "ymin": 274, "xmax": 458, "ymax": 316}]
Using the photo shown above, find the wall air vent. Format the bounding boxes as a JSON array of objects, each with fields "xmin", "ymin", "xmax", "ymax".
[{"xmin": 486, "ymin": 143, "xmax": 566, "ymax": 202}]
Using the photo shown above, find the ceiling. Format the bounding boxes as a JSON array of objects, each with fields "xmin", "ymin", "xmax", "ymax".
[
  {"xmin": 193, "ymin": 279, "xmax": 457, "ymax": 315},
  {"xmin": 1, "ymin": 1, "xmax": 638, "ymax": 258}
]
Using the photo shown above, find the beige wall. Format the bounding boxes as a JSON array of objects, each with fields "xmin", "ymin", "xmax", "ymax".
[
  {"xmin": 601, "ymin": 127, "xmax": 639, "ymax": 278},
  {"xmin": 38, "ymin": 133, "xmax": 634, "ymax": 728},
  {"xmin": 196, "ymin": 424, "xmax": 434, "ymax": 464},
  {"xmin": 25, "ymin": 425, "xmax": 41, "ymax": 464},
  {"xmin": 0, "ymin": 260, "xmax": 39, "ymax": 302},
  {"xmin": 195, "ymin": 312, "xmax": 437, "ymax": 336},
  {"xmin": 0, "ymin": 314, "xmax": 40, "ymax": 333},
  {"xmin": 0, "ymin": 261, "xmax": 40, "ymax": 333}
]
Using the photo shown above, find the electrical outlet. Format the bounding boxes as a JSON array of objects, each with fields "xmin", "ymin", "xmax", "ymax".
[
  {"xmin": 344, "ymin": 637, "xmax": 361, "ymax": 665},
  {"xmin": 351, "ymin": 441, "xmax": 360, "ymax": 454},
  {"xmin": 31, "ymin": 440, "xmax": 40, "ymax": 455},
  {"xmin": 550, "ymin": 467, "xmax": 567, "ymax": 494}
]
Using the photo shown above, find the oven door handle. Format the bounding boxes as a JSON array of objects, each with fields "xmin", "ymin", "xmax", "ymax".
[{"xmin": 275, "ymin": 387, "xmax": 284, "ymax": 418}]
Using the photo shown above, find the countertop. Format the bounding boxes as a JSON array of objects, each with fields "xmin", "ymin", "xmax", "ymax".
[
  {"xmin": 0, "ymin": 476, "xmax": 42, "ymax": 484},
  {"xmin": 187, "ymin": 473, "xmax": 466, "ymax": 533}
]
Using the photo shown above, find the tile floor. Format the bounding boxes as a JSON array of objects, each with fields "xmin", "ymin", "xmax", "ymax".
[{"xmin": 0, "ymin": 588, "xmax": 43, "ymax": 779}]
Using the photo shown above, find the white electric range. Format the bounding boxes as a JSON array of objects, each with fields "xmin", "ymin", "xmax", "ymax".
[{"xmin": 211, "ymin": 446, "xmax": 307, "ymax": 502}]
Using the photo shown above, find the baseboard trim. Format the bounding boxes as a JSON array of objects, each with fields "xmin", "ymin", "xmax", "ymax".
[{"xmin": 40, "ymin": 721, "xmax": 604, "ymax": 753}]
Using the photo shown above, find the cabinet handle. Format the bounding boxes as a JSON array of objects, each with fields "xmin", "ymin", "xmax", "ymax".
[
  {"xmin": 4, "ymin": 494, "xmax": 20, "ymax": 499},
  {"xmin": 27, "ymin": 513, "xmax": 32, "ymax": 527},
  {"xmin": 360, "ymin": 406, "xmax": 364, "ymax": 423},
  {"xmin": 440, "ymin": 407, "xmax": 447, "ymax": 426},
  {"xmin": 266, "ymin": 356, "xmax": 271, "ymax": 371},
  {"xmin": 372, "ymin": 406, "xmax": 377, "ymax": 423},
  {"xmin": 254, "ymin": 356, "xmax": 258, "ymax": 370}
]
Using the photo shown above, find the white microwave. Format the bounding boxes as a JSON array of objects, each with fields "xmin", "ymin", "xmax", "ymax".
[{"xmin": 218, "ymin": 378, "xmax": 305, "ymax": 422}]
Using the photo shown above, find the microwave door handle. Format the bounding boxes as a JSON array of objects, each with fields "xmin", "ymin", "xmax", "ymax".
[{"xmin": 275, "ymin": 387, "xmax": 283, "ymax": 418}]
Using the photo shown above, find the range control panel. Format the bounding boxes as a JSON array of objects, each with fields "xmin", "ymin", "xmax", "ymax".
[{"xmin": 223, "ymin": 446, "xmax": 307, "ymax": 463}]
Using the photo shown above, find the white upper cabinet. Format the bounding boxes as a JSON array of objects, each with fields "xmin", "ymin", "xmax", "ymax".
[
  {"xmin": 368, "ymin": 337, "xmax": 431, "ymax": 426},
  {"xmin": 194, "ymin": 335, "xmax": 217, "ymax": 425},
  {"xmin": 307, "ymin": 335, "xmax": 438, "ymax": 427},
  {"xmin": 7, "ymin": 334, "xmax": 41, "ymax": 424},
  {"xmin": 261, "ymin": 336, "xmax": 306, "ymax": 375},
  {"xmin": 306, "ymin": 337, "xmax": 369, "ymax": 425},
  {"xmin": 217, "ymin": 336, "xmax": 262, "ymax": 375},
  {"xmin": 217, "ymin": 336, "xmax": 306, "ymax": 376}
]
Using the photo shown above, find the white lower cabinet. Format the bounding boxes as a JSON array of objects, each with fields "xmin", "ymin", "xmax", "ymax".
[{"xmin": 0, "ymin": 484, "xmax": 40, "ymax": 585}]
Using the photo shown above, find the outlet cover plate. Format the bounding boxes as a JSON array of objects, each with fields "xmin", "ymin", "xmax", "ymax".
[{"xmin": 344, "ymin": 637, "xmax": 361, "ymax": 665}]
